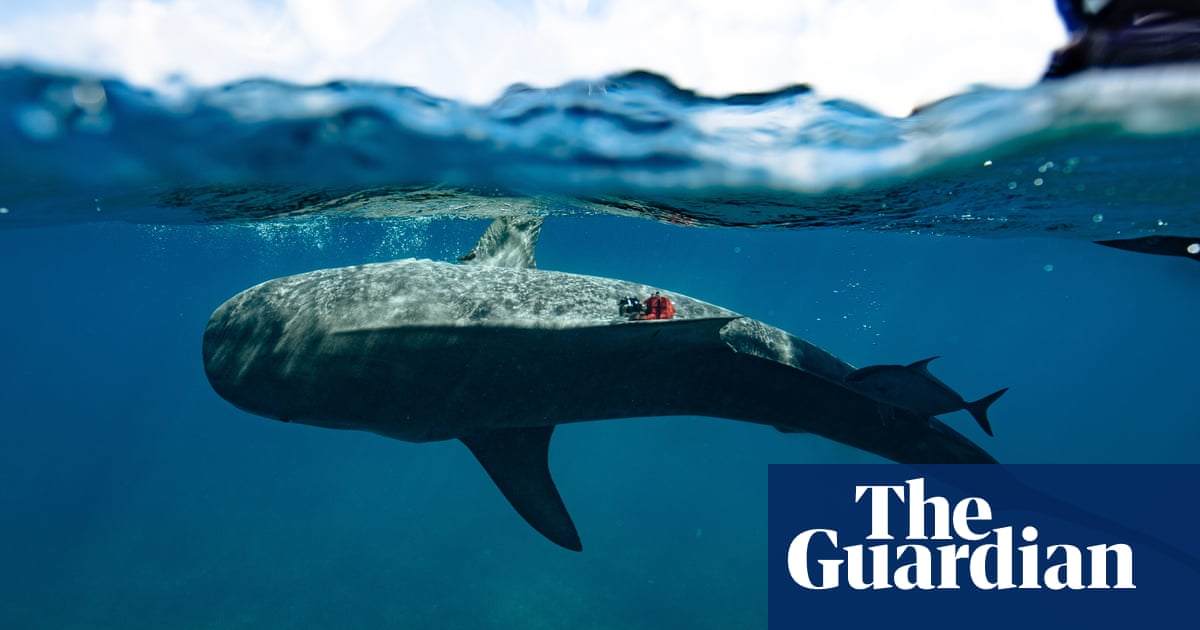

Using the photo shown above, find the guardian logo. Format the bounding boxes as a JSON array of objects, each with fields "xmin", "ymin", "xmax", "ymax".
[
  {"xmin": 786, "ymin": 478, "xmax": 1134, "ymax": 590},
  {"xmin": 767, "ymin": 466, "xmax": 1200, "ymax": 629}
]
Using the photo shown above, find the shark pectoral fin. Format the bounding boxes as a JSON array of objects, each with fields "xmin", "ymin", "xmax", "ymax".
[
  {"xmin": 876, "ymin": 403, "xmax": 896, "ymax": 427},
  {"xmin": 906, "ymin": 356, "xmax": 940, "ymax": 374},
  {"xmin": 965, "ymin": 387, "xmax": 1008, "ymax": 438},
  {"xmin": 460, "ymin": 426, "xmax": 582, "ymax": 552}
]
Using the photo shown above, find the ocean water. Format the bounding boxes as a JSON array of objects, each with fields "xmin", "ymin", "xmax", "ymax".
[{"xmin": 2, "ymin": 63, "xmax": 1199, "ymax": 628}]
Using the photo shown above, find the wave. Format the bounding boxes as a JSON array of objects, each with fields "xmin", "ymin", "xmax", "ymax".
[{"xmin": 1, "ymin": 64, "xmax": 1199, "ymax": 236}]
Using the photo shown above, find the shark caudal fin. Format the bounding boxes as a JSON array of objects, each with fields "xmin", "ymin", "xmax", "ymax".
[
  {"xmin": 460, "ymin": 426, "xmax": 582, "ymax": 551},
  {"xmin": 964, "ymin": 388, "xmax": 1008, "ymax": 437}
]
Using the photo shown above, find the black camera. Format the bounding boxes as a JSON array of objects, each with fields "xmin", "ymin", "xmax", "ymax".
[{"xmin": 618, "ymin": 296, "xmax": 644, "ymax": 317}]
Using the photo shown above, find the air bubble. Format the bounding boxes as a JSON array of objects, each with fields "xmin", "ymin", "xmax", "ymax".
[
  {"xmin": 1092, "ymin": 213, "xmax": 1104, "ymax": 223},
  {"xmin": 1188, "ymin": 243, "xmax": 1199, "ymax": 255},
  {"xmin": 1043, "ymin": 264, "xmax": 1054, "ymax": 272},
  {"xmin": 1007, "ymin": 182, "xmax": 1017, "ymax": 190},
  {"xmin": 71, "ymin": 82, "xmax": 107, "ymax": 114},
  {"xmin": 15, "ymin": 106, "xmax": 61, "ymax": 140},
  {"xmin": 1033, "ymin": 178, "xmax": 1043, "ymax": 186}
]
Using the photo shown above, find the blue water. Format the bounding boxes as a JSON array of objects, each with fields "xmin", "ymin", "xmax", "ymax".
[{"xmin": 2, "ymin": 64, "xmax": 1199, "ymax": 628}]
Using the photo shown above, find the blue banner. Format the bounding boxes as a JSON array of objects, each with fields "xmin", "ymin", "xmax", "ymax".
[{"xmin": 768, "ymin": 465, "xmax": 1200, "ymax": 629}]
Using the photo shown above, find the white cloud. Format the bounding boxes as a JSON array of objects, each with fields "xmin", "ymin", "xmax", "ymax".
[
  {"xmin": 0, "ymin": 0, "xmax": 1066, "ymax": 116},
  {"xmin": 286, "ymin": 0, "xmax": 423, "ymax": 57}
]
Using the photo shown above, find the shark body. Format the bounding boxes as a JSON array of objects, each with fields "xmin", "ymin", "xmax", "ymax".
[{"xmin": 203, "ymin": 218, "xmax": 997, "ymax": 550}]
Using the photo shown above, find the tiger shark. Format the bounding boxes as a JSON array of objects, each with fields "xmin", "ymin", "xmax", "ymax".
[{"xmin": 202, "ymin": 217, "xmax": 998, "ymax": 551}]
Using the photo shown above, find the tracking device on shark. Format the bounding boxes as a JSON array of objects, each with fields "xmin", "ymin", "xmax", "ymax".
[{"xmin": 203, "ymin": 217, "xmax": 1005, "ymax": 551}]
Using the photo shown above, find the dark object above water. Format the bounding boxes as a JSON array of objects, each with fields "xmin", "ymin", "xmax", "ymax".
[
  {"xmin": 1045, "ymin": 0, "xmax": 1200, "ymax": 78},
  {"xmin": 1095, "ymin": 235, "xmax": 1200, "ymax": 261}
]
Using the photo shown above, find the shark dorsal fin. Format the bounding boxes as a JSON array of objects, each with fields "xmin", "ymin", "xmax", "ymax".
[
  {"xmin": 906, "ymin": 356, "xmax": 940, "ymax": 375},
  {"xmin": 459, "ymin": 216, "xmax": 544, "ymax": 269},
  {"xmin": 460, "ymin": 425, "xmax": 582, "ymax": 551}
]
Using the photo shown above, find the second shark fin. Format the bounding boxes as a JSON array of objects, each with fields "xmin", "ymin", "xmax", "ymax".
[
  {"xmin": 459, "ymin": 216, "xmax": 544, "ymax": 269},
  {"xmin": 460, "ymin": 425, "xmax": 582, "ymax": 551}
]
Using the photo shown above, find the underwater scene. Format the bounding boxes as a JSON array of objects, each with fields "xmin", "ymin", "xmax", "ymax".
[{"xmin": 3, "ymin": 1, "xmax": 1200, "ymax": 628}]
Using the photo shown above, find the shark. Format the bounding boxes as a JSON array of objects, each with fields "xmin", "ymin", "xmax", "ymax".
[{"xmin": 202, "ymin": 217, "xmax": 998, "ymax": 551}]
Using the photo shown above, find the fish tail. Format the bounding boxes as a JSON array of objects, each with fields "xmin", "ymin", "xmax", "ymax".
[{"xmin": 965, "ymin": 387, "xmax": 1008, "ymax": 437}]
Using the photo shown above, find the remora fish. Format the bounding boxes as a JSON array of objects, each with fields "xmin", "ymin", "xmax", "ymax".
[
  {"xmin": 203, "ymin": 218, "xmax": 997, "ymax": 551},
  {"xmin": 844, "ymin": 356, "xmax": 1007, "ymax": 437}
]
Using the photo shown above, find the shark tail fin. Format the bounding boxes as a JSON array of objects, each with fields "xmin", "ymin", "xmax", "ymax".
[
  {"xmin": 460, "ymin": 426, "xmax": 582, "ymax": 551},
  {"xmin": 964, "ymin": 388, "xmax": 1008, "ymax": 437}
]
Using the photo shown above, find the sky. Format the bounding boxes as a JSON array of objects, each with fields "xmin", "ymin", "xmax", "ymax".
[{"xmin": 0, "ymin": 0, "xmax": 1068, "ymax": 116}]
